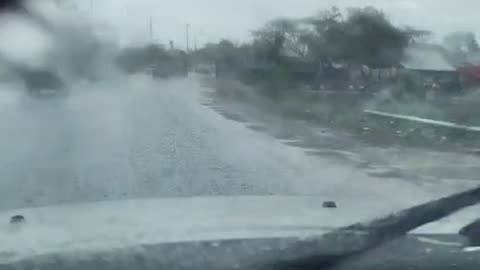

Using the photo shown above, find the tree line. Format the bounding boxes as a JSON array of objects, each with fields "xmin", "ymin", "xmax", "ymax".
[
  {"xmin": 115, "ymin": 5, "xmax": 480, "ymax": 95},
  {"xmin": 194, "ymin": 7, "xmax": 429, "ymax": 75},
  {"xmin": 192, "ymin": 6, "xmax": 479, "ymax": 96},
  {"xmin": 116, "ymin": 44, "xmax": 188, "ymax": 78}
]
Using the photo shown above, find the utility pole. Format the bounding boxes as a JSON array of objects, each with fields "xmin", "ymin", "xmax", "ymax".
[
  {"xmin": 185, "ymin": 24, "xmax": 191, "ymax": 76},
  {"xmin": 186, "ymin": 24, "xmax": 190, "ymax": 53}
]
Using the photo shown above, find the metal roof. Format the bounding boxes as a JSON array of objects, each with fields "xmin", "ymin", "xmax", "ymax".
[{"xmin": 401, "ymin": 46, "xmax": 456, "ymax": 72}]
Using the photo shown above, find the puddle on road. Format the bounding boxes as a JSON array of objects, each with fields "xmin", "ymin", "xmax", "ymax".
[
  {"xmin": 305, "ymin": 149, "xmax": 351, "ymax": 160},
  {"xmin": 272, "ymin": 132, "xmax": 300, "ymax": 140},
  {"xmin": 220, "ymin": 112, "xmax": 247, "ymax": 123},
  {"xmin": 203, "ymin": 102, "xmax": 248, "ymax": 123},
  {"xmin": 246, "ymin": 124, "xmax": 269, "ymax": 132},
  {"xmin": 203, "ymin": 97, "xmax": 399, "ymax": 180},
  {"xmin": 212, "ymin": 107, "xmax": 228, "ymax": 114},
  {"xmin": 306, "ymin": 149, "xmax": 359, "ymax": 158},
  {"xmin": 413, "ymin": 166, "xmax": 480, "ymax": 181},
  {"xmin": 283, "ymin": 141, "xmax": 313, "ymax": 149},
  {"xmin": 355, "ymin": 161, "xmax": 373, "ymax": 169},
  {"xmin": 367, "ymin": 169, "xmax": 408, "ymax": 179},
  {"xmin": 305, "ymin": 149, "xmax": 372, "ymax": 170}
]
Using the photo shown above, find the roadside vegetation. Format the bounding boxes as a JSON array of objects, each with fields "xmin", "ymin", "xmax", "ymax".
[
  {"xmin": 116, "ymin": 44, "xmax": 188, "ymax": 79},
  {"xmin": 194, "ymin": 6, "xmax": 480, "ymax": 152}
]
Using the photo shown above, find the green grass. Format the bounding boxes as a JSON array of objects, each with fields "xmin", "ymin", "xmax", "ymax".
[{"xmin": 209, "ymin": 79, "xmax": 480, "ymax": 152}]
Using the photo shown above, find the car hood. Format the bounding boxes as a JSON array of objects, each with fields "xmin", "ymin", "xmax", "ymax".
[{"xmin": 0, "ymin": 196, "xmax": 479, "ymax": 263}]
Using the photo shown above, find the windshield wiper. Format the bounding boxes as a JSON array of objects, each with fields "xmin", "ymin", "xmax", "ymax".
[{"xmin": 271, "ymin": 186, "xmax": 480, "ymax": 269}]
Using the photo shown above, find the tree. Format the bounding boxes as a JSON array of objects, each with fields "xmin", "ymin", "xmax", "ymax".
[
  {"xmin": 192, "ymin": 42, "xmax": 219, "ymax": 63},
  {"xmin": 403, "ymin": 27, "xmax": 432, "ymax": 44},
  {"xmin": 303, "ymin": 6, "xmax": 344, "ymax": 63},
  {"xmin": 116, "ymin": 44, "xmax": 180, "ymax": 75},
  {"xmin": 252, "ymin": 18, "xmax": 311, "ymax": 60},
  {"xmin": 252, "ymin": 20, "xmax": 286, "ymax": 65},
  {"xmin": 468, "ymin": 38, "xmax": 480, "ymax": 53},
  {"xmin": 216, "ymin": 39, "xmax": 238, "ymax": 65},
  {"xmin": 341, "ymin": 7, "xmax": 410, "ymax": 66},
  {"xmin": 198, "ymin": 39, "xmax": 254, "ymax": 78},
  {"xmin": 443, "ymin": 32, "xmax": 480, "ymax": 53},
  {"xmin": 442, "ymin": 32, "xmax": 480, "ymax": 65},
  {"xmin": 306, "ymin": 6, "xmax": 343, "ymax": 38},
  {"xmin": 305, "ymin": 6, "xmax": 411, "ymax": 67}
]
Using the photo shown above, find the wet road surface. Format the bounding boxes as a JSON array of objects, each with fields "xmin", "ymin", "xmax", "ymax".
[
  {"xmin": 0, "ymin": 76, "xmax": 477, "ymax": 211},
  {"xmin": 203, "ymin": 83, "xmax": 480, "ymax": 184}
]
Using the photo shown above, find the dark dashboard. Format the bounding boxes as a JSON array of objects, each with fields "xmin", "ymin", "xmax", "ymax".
[{"xmin": 1, "ymin": 234, "xmax": 478, "ymax": 270}]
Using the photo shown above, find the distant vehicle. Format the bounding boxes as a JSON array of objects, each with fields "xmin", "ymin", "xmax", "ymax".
[
  {"xmin": 19, "ymin": 68, "xmax": 67, "ymax": 98},
  {"xmin": 0, "ymin": 0, "xmax": 65, "ymax": 98},
  {"xmin": 0, "ymin": 57, "xmax": 66, "ymax": 98}
]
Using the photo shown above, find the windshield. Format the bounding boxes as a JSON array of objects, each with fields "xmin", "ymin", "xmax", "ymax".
[{"xmin": 1, "ymin": 0, "xmax": 480, "ymax": 269}]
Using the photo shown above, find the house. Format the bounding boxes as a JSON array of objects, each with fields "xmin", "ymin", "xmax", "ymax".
[
  {"xmin": 400, "ymin": 45, "xmax": 460, "ymax": 93},
  {"xmin": 401, "ymin": 45, "xmax": 456, "ymax": 74}
]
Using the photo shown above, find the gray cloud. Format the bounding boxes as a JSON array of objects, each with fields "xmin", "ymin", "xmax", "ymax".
[
  {"xmin": 86, "ymin": 0, "xmax": 479, "ymax": 47},
  {"xmin": 4, "ymin": 0, "xmax": 480, "ymax": 51}
]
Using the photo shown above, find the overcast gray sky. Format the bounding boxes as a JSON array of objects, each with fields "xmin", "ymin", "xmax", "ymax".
[
  {"xmin": 2, "ymin": 0, "xmax": 480, "ymax": 62},
  {"xmin": 71, "ymin": 0, "xmax": 480, "ymax": 48}
]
